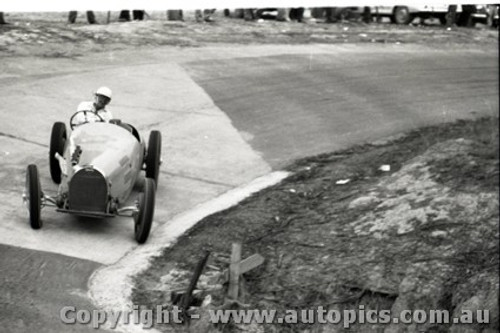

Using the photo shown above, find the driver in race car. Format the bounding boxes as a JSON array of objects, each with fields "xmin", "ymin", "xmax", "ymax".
[
  {"xmin": 72, "ymin": 86, "xmax": 113, "ymax": 126},
  {"xmin": 56, "ymin": 87, "xmax": 114, "ymax": 195}
]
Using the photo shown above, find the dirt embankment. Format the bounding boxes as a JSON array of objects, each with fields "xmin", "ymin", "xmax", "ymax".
[{"xmin": 132, "ymin": 117, "xmax": 498, "ymax": 333}]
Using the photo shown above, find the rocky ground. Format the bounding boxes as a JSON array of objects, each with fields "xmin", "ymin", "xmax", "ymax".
[{"xmin": 132, "ymin": 117, "xmax": 499, "ymax": 333}]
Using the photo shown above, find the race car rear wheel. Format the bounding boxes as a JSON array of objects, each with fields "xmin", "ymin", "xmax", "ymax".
[
  {"xmin": 145, "ymin": 130, "xmax": 162, "ymax": 188},
  {"xmin": 49, "ymin": 122, "xmax": 67, "ymax": 184},
  {"xmin": 26, "ymin": 164, "xmax": 42, "ymax": 229},
  {"xmin": 134, "ymin": 178, "xmax": 156, "ymax": 244}
]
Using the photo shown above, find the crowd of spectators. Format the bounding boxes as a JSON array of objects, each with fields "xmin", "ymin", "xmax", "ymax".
[
  {"xmin": 164, "ymin": 8, "xmax": 360, "ymax": 23},
  {"xmin": 60, "ymin": 7, "xmax": 367, "ymax": 25},
  {"xmin": 0, "ymin": 6, "xmax": 497, "ymax": 27},
  {"xmin": 48, "ymin": 8, "xmax": 372, "ymax": 25}
]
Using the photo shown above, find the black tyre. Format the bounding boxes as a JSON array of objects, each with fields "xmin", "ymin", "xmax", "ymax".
[
  {"xmin": 49, "ymin": 122, "xmax": 67, "ymax": 184},
  {"xmin": 392, "ymin": 6, "xmax": 412, "ymax": 25},
  {"xmin": 26, "ymin": 164, "xmax": 42, "ymax": 229},
  {"xmin": 134, "ymin": 178, "xmax": 156, "ymax": 244},
  {"xmin": 145, "ymin": 130, "xmax": 162, "ymax": 187}
]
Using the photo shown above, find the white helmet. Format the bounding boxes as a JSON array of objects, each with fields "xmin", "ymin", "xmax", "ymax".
[{"xmin": 96, "ymin": 86, "xmax": 112, "ymax": 99}]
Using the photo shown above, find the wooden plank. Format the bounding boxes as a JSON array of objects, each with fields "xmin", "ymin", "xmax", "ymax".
[
  {"xmin": 179, "ymin": 251, "xmax": 210, "ymax": 322},
  {"xmin": 240, "ymin": 253, "xmax": 265, "ymax": 273},
  {"xmin": 221, "ymin": 253, "xmax": 264, "ymax": 283},
  {"xmin": 227, "ymin": 243, "xmax": 242, "ymax": 300}
]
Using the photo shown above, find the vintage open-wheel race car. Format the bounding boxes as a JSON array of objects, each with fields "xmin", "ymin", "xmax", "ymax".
[{"xmin": 23, "ymin": 111, "xmax": 162, "ymax": 244}]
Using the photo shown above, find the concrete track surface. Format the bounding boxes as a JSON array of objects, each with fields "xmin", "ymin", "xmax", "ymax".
[{"xmin": 0, "ymin": 44, "xmax": 497, "ymax": 332}]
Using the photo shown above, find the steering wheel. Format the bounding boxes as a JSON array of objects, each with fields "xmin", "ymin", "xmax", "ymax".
[{"xmin": 69, "ymin": 110, "xmax": 105, "ymax": 130}]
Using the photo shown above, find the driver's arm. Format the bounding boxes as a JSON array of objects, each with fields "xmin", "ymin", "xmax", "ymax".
[
  {"xmin": 72, "ymin": 111, "xmax": 88, "ymax": 126},
  {"xmin": 98, "ymin": 109, "xmax": 113, "ymax": 122}
]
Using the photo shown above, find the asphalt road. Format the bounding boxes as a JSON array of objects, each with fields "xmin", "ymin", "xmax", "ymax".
[
  {"xmin": 0, "ymin": 44, "xmax": 497, "ymax": 332},
  {"xmin": 184, "ymin": 49, "xmax": 498, "ymax": 167},
  {"xmin": 0, "ymin": 244, "xmax": 102, "ymax": 333}
]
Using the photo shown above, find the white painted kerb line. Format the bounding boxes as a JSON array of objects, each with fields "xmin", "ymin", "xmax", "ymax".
[{"xmin": 88, "ymin": 171, "xmax": 290, "ymax": 333}]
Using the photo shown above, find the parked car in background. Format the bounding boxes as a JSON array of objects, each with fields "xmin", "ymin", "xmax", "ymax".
[
  {"xmin": 456, "ymin": 4, "xmax": 492, "ymax": 27},
  {"xmin": 371, "ymin": 4, "xmax": 459, "ymax": 25},
  {"xmin": 346, "ymin": 5, "xmax": 497, "ymax": 27}
]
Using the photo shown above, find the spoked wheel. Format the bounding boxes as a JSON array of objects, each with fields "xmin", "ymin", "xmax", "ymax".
[
  {"xmin": 49, "ymin": 122, "xmax": 67, "ymax": 184},
  {"xmin": 145, "ymin": 130, "xmax": 162, "ymax": 188},
  {"xmin": 25, "ymin": 164, "xmax": 42, "ymax": 229},
  {"xmin": 392, "ymin": 6, "xmax": 412, "ymax": 25},
  {"xmin": 134, "ymin": 178, "xmax": 156, "ymax": 244}
]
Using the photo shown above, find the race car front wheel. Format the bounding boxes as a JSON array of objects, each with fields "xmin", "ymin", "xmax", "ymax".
[
  {"xmin": 145, "ymin": 130, "xmax": 162, "ymax": 188},
  {"xmin": 49, "ymin": 122, "xmax": 67, "ymax": 184},
  {"xmin": 134, "ymin": 178, "xmax": 156, "ymax": 244},
  {"xmin": 26, "ymin": 164, "xmax": 42, "ymax": 229}
]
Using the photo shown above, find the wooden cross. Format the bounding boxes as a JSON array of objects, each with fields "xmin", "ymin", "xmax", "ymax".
[{"xmin": 227, "ymin": 243, "xmax": 265, "ymax": 300}]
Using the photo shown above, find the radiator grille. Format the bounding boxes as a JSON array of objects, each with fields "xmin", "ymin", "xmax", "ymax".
[{"xmin": 69, "ymin": 168, "xmax": 108, "ymax": 213}]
